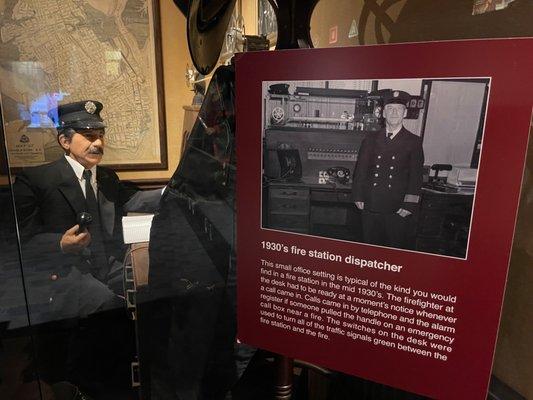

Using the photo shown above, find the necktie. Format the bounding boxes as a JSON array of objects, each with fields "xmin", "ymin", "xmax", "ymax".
[
  {"xmin": 83, "ymin": 169, "xmax": 98, "ymax": 214},
  {"xmin": 82, "ymin": 170, "xmax": 109, "ymax": 280}
]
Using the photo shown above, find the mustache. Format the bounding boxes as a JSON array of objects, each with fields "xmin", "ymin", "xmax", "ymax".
[{"xmin": 88, "ymin": 147, "xmax": 104, "ymax": 155}]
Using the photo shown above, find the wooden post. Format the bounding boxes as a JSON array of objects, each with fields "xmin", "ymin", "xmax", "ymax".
[{"xmin": 275, "ymin": 355, "xmax": 293, "ymax": 400}]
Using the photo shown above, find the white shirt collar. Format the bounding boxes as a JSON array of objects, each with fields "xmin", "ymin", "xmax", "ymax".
[
  {"xmin": 386, "ymin": 125, "xmax": 402, "ymax": 139},
  {"xmin": 64, "ymin": 155, "xmax": 97, "ymax": 183}
]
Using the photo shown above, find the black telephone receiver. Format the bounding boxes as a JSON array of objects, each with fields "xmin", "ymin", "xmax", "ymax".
[
  {"xmin": 326, "ymin": 167, "xmax": 350, "ymax": 185},
  {"xmin": 77, "ymin": 212, "xmax": 93, "ymax": 233}
]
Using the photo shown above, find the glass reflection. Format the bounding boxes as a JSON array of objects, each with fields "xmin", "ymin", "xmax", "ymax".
[
  {"xmin": 0, "ymin": 106, "xmax": 40, "ymax": 398},
  {"xmin": 142, "ymin": 65, "xmax": 250, "ymax": 399},
  {"xmin": 7, "ymin": 97, "xmax": 161, "ymax": 398}
]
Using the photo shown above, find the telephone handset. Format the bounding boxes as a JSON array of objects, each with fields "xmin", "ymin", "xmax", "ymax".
[{"xmin": 77, "ymin": 212, "xmax": 93, "ymax": 233}]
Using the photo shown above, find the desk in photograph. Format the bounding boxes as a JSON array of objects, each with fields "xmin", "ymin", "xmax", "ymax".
[
  {"xmin": 416, "ymin": 187, "xmax": 474, "ymax": 258},
  {"xmin": 264, "ymin": 182, "xmax": 474, "ymax": 257},
  {"xmin": 264, "ymin": 182, "xmax": 360, "ymax": 241}
]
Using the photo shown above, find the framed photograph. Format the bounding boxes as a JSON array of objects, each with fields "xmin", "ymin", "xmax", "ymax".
[
  {"xmin": 259, "ymin": 77, "xmax": 489, "ymax": 260},
  {"xmin": 236, "ymin": 39, "xmax": 533, "ymax": 400},
  {"xmin": 0, "ymin": 0, "xmax": 167, "ymax": 171}
]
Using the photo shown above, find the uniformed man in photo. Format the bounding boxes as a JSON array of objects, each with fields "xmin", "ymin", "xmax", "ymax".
[{"xmin": 352, "ymin": 90, "xmax": 424, "ymax": 249}]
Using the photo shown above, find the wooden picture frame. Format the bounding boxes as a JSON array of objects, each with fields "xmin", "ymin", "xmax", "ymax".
[{"xmin": 0, "ymin": 0, "xmax": 167, "ymax": 171}]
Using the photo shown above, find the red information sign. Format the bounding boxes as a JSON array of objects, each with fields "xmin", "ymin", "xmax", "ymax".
[{"xmin": 235, "ymin": 39, "xmax": 533, "ymax": 399}]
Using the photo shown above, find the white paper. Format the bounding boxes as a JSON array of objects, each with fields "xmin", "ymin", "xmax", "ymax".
[{"xmin": 122, "ymin": 214, "xmax": 154, "ymax": 244}]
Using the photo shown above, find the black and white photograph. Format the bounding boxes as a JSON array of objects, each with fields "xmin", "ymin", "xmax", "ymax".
[{"xmin": 261, "ymin": 78, "xmax": 490, "ymax": 259}]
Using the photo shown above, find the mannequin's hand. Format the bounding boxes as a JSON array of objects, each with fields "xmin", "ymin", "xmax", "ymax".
[{"xmin": 60, "ymin": 224, "xmax": 91, "ymax": 254}]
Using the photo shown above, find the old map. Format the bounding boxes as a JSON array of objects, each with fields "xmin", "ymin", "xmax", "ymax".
[{"xmin": 0, "ymin": 0, "xmax": 163, "ymax": 167}]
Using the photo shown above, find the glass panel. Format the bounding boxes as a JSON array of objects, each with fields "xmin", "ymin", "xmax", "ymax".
[
  {"xmin": 9, "ymin": 143, "xmax": 140, "ymax": 397},
  {"xmin": 2, "ymin": 88, "xmax": 143, "ymax": 398},
  {"xmin": 0, "ymin": 46, "xmax": 244, "ymax": 400},
  {"xmin": 139, "ymin": 65, "xmax": 250, "ymax": 399},
  {"xmin": 259, "ymin": 0, "xmax": 278, "ymax": 48},
  {"xmin": 0, "ymin": 105, "xmax": 42, "ymax": 399}
]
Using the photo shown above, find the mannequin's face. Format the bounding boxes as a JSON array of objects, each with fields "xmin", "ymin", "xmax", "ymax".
[{"xmin": 59, "ymin": 129, "xmax": 105, "ymax": 169}]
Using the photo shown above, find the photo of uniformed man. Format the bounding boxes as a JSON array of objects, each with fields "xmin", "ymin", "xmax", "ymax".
[
  {"xmin": 261, "ymin": 78, "xmax": 488, "ymax": 259},
  {"xmin": 352, "ymin": 90, "xmax": 424, "ymax": 250}
]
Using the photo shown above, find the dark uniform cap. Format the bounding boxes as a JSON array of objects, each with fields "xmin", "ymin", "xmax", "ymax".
[
  {"xmin": 187, "ymin": 0, "xmax": 237, "ymax": 75},
  {"xmin": 383, "ymin": 90, "xmax": 410, "ymax": 106},
  {"xmin": 47, "ymin": 100, "xmax": 106, "ymax": 131}
]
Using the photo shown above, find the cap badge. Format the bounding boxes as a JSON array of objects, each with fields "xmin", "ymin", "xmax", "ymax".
[
  {"xmin": 393, "ymin": 91, "xmax": 399, "ymax": 97},
  {"xmin": 85, "ymin": 101, "xmax": 97, "ymax": 114}
]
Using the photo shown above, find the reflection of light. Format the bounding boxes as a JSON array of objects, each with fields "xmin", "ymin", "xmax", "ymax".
[
  {"xmin": 28, "ymin": 92, "xmax": 68, "ymax": 128},
  {"xmin": 106, "ymin": 50, "xmax": 122, "ymax": 61},
  {"xmin": 106, "ymin": 51, "xmax": 122, "ymax": 77}
]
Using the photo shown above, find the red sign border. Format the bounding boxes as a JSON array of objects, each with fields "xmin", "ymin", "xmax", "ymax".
[{"xmin": 235, "ymin": 39, "xmax": 533, "ymax": 400}]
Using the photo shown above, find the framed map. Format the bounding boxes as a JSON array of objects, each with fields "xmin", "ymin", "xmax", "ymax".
[{"xmin": 0, "ymin": 0, "xmax": 167, "ymax": 170}]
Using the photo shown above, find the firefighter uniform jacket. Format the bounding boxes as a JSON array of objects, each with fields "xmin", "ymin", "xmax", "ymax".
[
  {"xmin": 352, "ymin": 127, "xmax": 424, "ymax": 213},
  {"xmin": 13, "ymin": 157, "xmax": 162, "ymax": 324}
]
